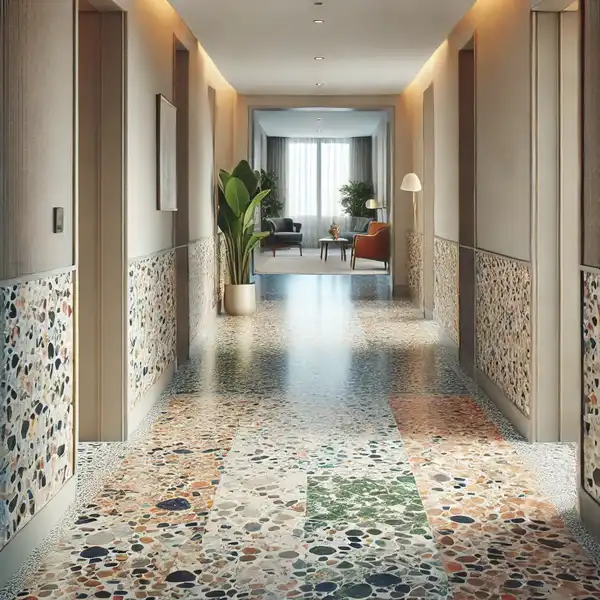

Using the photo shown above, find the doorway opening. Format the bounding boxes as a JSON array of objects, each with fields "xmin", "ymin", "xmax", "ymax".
[
  {"xmin": 249, "ymin": 108, "xmax": 393, "ymax": 277},
  {"xmin": 77, "ymin": 0, "xmax": 126, "ymax": 441}
]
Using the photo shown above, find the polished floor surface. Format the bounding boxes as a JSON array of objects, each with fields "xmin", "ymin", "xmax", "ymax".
[{"xmin": 6, "ymin": 275, "xmax": 600, "ymax": 600}]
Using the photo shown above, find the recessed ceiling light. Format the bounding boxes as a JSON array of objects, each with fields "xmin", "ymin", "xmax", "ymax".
[
  {"xmin": 314, "ymin": 56, "xmax": 324, "ymax": 61},
  {"xmin": 316, "ymin": 83, "xmax": 324, "ymax": 86},
  {"xmin": 314, "ymin": 19, "xmax": 324, "ymax": 23},
  {"xmin": 317, "ymin": 118, "xmax": 322, "ymax": 121},
  {"xmin": 314, "ymin": 1, "xmax": 323, "ymax": 5}
]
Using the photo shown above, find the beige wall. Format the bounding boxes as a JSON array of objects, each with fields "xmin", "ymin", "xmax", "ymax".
[
  {"xmin": 116, "ymin": 0, "xmax": 235, "ymax": 258},
  {"xmin": 0, "ymin": 0, "xmax": 74, "ymax": 281},
  {"xmin": 235, "ymin": 95, "xmax": 397, "ymax": 164},
  {"xmin": 399, "ymin": 0, "xmax": 532, "ymax": 261}
]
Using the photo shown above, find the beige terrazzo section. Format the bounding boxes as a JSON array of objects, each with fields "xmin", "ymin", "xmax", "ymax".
[
  {"xmin": 433, "ymin": 237, "xmax": 459, "ymax": 344},
  {"xmin": 475, "ymin": 252, "xmax": 531, "ymax": 416}
]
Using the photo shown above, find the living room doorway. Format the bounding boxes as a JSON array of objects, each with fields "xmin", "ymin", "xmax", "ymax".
[{"xmin": 250, "ymin": 108, "xmax": 392, "ymax": 276}]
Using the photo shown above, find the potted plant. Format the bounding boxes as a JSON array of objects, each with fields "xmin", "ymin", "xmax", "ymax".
[
  {"xmin": 259, "ymin": 170, "xmax": 284, "ymax": 229},
  {"xmin": 339, "ymin": 181, "xmax": 376, "ymax": 218},
  {"xmin": 218, "ymin": 160, "xmax": 270, "ymax": 316}
]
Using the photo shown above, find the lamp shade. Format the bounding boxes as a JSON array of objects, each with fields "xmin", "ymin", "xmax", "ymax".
[
  {"xmin": 401, "ymin": 173, "xmax": 422, "ymax": 192},
  {"xmin": 365, "ymin": 199, "xmax": 381, "ymax": 209}
]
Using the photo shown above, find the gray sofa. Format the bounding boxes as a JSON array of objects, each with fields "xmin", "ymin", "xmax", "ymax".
[{"xmin": 341, "ymin": 217, "xmax": 373, "ymax": 244}]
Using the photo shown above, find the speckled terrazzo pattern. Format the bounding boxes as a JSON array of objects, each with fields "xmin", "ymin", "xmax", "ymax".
[
  {"xmin": 476, "ymin": 252, "xmax": 532, "ymax": 416},
  {"xmin": 3, "ymin": 275, "xmax": 599, "ymax": 600},
  {"xmin": 217, "ymin": 233, "xmax": 227, "ymax": 304},
  {"xmin": 433, "ymin": 237, "xmax": 459, "ymax": 344},
  {"xmin": 128, "ymin": 251, "xmax": 176, "ymax": 410},
  {"xmin": 407, "ymin": 231, "xmax": 423, "ymax": 303},
  {"xmin": 583, "ymin": 270, "xmax": 600, "ymax": 502},
  {"xmin": 0, "ymin": 271, "xmax": 74, "ymax": 549},
  {"xmin": 188, "ymin": 238, "xmax": 216, "ymax": 342}
]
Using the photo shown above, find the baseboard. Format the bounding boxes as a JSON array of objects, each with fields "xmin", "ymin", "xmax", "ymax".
[
  {"xmin": 393, "ymin": 284, "xmax": 410, "ymax": 298},
  {"xmin": 0, "ymin": 476, "xmax": 76, "ymax": 589},
  {"xmin": 127, "ymin": 362, "xmax": 175, "ymax": 438},
  {"xmin": 579, "ymin": 487, "xmax": 600, "ymax": 544},
  {"xmin": 475, "ymin": 367, "xmax": 532, "ymax": 441},
  {"xmin": 189, "ymin": 311, "xmax": 218, "ymax": 349},
  {"xmin": 435, "ymin": 320, "xmax": 459, "ymax": 360}
]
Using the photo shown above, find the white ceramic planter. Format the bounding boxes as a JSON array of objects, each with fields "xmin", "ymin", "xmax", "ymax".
[{"xmin": 224, "ymin": 283, "xmax": 256, "ymax": 316}]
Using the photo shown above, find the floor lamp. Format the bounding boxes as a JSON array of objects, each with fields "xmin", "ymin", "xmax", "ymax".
[
  {"xmin": 401, "ymin": 173, "xmax": 422, "ymax": 228},
  {"xmin": 365, "ymin": 198, "xmax": 383, "ymax": 221}
]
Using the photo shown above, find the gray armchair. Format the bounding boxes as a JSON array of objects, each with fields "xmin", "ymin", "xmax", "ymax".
[{"xmin": 265, "ymin": 218, "xmax": 303, "ymax": 256}]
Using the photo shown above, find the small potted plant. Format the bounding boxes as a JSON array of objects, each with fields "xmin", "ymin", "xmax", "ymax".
[{"xmin": 218, "ymin": 160, "xmax": 270, "ymax": 316}]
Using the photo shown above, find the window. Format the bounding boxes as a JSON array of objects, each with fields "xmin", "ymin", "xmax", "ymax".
[{"xmin": 287, "ymin": 138, "xmax": 350, "ymax": 218}]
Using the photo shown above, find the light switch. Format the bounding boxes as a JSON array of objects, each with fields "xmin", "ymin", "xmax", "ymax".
[{"xmin": 53, "ymin": 207, "xmax": 64, "ymax": 233}]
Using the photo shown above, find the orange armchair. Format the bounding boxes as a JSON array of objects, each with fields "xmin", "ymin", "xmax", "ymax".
[{"xmin": 351, "ymin": 222, "xmax": 390, "ymax": 270}]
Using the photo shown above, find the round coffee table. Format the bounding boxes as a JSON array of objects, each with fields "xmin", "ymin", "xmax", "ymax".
[{"xmin": 319, "ymin": 237, "xmax": 349, "ymax": 262}]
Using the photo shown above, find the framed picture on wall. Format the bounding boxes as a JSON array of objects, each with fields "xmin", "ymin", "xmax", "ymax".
[{"xmin": 156, "ymin": 94, "xmax": 178, "ymax": 211}]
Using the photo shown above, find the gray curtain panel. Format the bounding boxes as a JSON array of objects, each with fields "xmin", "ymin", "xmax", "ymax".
[
  {"xmin": 350, "ymin": 136, "xmax": 373, "ymax": 183},
  {"xmin": 266, "ymin": 137, "xmax": 289, "ymax": 212}
]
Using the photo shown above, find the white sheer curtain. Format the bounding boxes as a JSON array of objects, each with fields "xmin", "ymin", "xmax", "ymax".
[{"xmin": 286, "ymin": 138, "xmax": 351, "ymax": 247}]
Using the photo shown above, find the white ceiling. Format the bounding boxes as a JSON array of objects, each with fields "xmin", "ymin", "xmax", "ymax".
[
  {"xmin": 168, "ymin": 0, "xmax": 475, "ymax": 95},
  {"xmin": 255, "ymin": 109, "xmax": 386, "ymax": 138}
]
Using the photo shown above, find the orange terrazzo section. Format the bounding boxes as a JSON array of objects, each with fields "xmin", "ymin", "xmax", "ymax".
[{"xmin": 390, "ymin": 395, "xmax": 600, "ymax": 600}]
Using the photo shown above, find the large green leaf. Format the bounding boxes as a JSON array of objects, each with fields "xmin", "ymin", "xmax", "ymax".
[
  {"xmin": 224, "ymin": 177, "xmax": 249, "ymax": 218},
  {"xmin": 231, "ymin": 160, "xmax": 259, "ymax": 199},
  {"xmin": 218, "ymin": 169, "xmax": 231, "ymax": 192},
  {"xmin": 243, "ymin": 189, "xmax": 271, "ymax": 231}
]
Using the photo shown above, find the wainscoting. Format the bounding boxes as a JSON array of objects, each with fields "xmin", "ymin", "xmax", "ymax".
[
  {"xmin": 0, "ymin": 269, "xmax": 75, "ymax": 550},
  {"xmin": 475, "ymin": 252, "xmax": 532, "ymax": 417},
  {"xmin": 433, "ymin": 237, "xmax": 459, "ymax": 344},
  {"xmin": 189, "ymin": 238, "xmax": 216, "ymax": 343},
  {"xmin": 407, "ymin": 231, "xmax": 423, "ymax": 306},
  {"xmin": 128, "ymin": 250, "xmax": 177, "ymax": 413}
]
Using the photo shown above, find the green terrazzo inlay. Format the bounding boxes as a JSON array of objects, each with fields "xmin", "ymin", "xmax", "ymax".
[{"xmin": 307, "ymin": 474, "xmax": 427, "ymax": 524}]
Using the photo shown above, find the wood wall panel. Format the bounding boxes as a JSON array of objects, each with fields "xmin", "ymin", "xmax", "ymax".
[
  {"xmin": 0, "ymin": 0, "xmax": 74, "ymax": 281},
  {"xmin": 582, "ymin": 0, "xmax": 600, "ymax": 267},
  {"xmin": 458, "ymin": 49, "xmax": 476, "ymax": 248}
]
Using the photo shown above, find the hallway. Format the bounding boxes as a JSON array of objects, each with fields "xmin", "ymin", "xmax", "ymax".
[{"xmin": 4, "ymin": 276, "xmax": 600, "ymax": 600}]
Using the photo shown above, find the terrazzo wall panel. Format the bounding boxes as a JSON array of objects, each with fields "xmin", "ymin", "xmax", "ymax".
[
  {"xmin": 583, "ymin": 270, "xmax": 600, "ymax": 501},
  {"xmin": 218, "ymin": 233, "xmax": 227, "ymax": 304},
  {"xmin": 128, "ymin": 251, "xmax": 176, "ymax": 411},
  {"xmin": 475, "ymin": 252, "xmax": 531, "ymax": 416},
  {"xmin": 189, "ymin": 238, "xmax": 216, "ymax": 342},
  {"xmin": 433, "ymin": 237, "xmax": 459, "ymax": 344},
  {"xmin": 0, "ymin": 270, "xmax": 74, "ymax": 549},
  {"xmin": 407, "ymin": 231, "xmax": 423, "ymax": 304}
]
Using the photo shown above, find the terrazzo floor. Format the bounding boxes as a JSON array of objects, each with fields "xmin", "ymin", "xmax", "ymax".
[{"xmin": 3, "ymin": 275, "xmax": 600, "ymax": 600}]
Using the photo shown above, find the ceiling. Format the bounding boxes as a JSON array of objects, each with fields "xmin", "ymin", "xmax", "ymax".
[
  {"xmin": 255, "ymin": 109, "xmax": 386, "ymax": 138},
  {"xmin": 168, "ymin": 0, "xmax": 475, "ymax": 95}
]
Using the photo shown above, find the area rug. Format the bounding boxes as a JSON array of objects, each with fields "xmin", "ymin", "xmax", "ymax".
[{"xmin": 254, "ymin": 247, "xmax": 387, "ymax": 275}]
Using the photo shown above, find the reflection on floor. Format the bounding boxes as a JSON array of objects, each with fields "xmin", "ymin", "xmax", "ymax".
[{"xmin": 4, "ymin": 275, "xmax": 600, "ymax": 600}]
